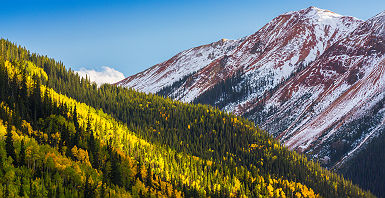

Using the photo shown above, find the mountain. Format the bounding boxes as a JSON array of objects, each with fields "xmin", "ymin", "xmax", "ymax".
[
  {"xmin": 116, "ymin": 7, "xmax": 385, "ymax": 196},
  {"xmin": 0, "ymin": 39, "xmax": 374, "ymax": 197},
  {"xmin": 248, "ymin": 10, "xmax": 385, "ymax": 196},
  {"xmin": 245, "ymin": 9, "xmax": 385, "ymax": 195},
  {"xmin": 117, "ymin": 6, "xmax": 362, "ymax": 104},
  {"xmin": 257, "ymin": 9, "xmax": 385, "ymax": 154}
]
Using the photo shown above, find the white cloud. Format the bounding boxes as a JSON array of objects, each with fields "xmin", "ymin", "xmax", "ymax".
[{"xmin": 75, "ymin": 66, "xmax": 125, "ymax": 86}]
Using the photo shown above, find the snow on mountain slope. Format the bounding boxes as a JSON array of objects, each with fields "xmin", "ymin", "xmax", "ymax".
[
  {"xmin": 117, "ymin": 7, "xmax": 362, "ymax": 104},
  {"xmin": 216, "ymin": 6, "xmax": 362, "ymax": 114},
  {"xmin": 252, "ymin": 10, "xmax": 385, "ymax": 168},
  {"xmin": 116, "ymin": 38, "xmax": 243, "ymax": 93}
]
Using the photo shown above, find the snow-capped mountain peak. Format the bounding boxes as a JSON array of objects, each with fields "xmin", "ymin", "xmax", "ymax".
[
  {"xmin": 124, "ymin": 7, "xmax": 361, "ymax": 102},
  {"xmin": 285, "ymin": 6, "xmax": 353, "ymax": 22},
  {"xmin": 304, "ymin": 6, "xmax": 341, "ymax": 17}
]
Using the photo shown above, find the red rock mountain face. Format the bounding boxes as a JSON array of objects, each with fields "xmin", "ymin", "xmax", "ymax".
[
  {"xmin": 257, "ymin": 11, "xmax": 385, "ymax": 164},
  {"xmin": 117, "ymin": 7, "xmax": 385, "ymax": 170},
  {"xmin": 118, "ymin": 7, "xmax": 361, "ymax": 102}
]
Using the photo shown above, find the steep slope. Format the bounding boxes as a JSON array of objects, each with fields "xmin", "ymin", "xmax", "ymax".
[
  {"xmin": 253, "ymin": 10, "xmax": 385, "ymax": 158},
  {"xmin": 247, "ymin": 10, "xmax": 385, "ymax": 196},
  {"xmin": 195, "ymin": 6, "xmax": 362, "ymax": 111},
  {"xmin": 117, "ymin": 38, "xmax": 243, "ymax": 95},
  {"xmin": 118, "ymin": 6, "xmax": 362, "ymax": 105}
]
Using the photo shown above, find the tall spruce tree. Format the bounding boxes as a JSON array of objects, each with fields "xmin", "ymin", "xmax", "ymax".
[
  {"xmin": 5, "ymin": 123, "xmax": 17, "ymax": 165},
  {"xmin": 88, "ymin": 130, "xmax": 99, "ymax": 169},
  {"xmin": 18, "ymin": 178, "xmax": 24, "ymax": 197},
  {"xmin": 72, "ymin": 106, "xmax": 80, "ymax": 146},
  {"xmin": 31, "ymin": 74, "xmax": 42, "ymax": 122},
  {"xmin": 19, "ymin": 139, "xmax": 25, "ymax": 166}
]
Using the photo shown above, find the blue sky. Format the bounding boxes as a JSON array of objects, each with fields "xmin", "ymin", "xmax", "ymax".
[{"xmin": 1, "ymin": 0, "xmax": 384, "ymax": 81}]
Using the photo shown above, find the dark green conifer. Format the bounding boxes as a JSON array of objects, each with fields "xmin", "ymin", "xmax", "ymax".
[
  {"xmin": 19, "ymin": 139, "xmax": 25, "ymax": 166},
  {"xmin": 5, "ymin": 123, "xmax": 16, "ymax": 165}
]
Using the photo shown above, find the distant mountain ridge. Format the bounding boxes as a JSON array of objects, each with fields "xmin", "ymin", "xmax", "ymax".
[{"xmin": 117, "ymin": 7, "xmax": 385, "ymax": 196}]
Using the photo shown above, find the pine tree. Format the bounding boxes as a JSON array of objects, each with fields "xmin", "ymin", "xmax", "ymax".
[
  {"xmin": 19, "ymin": 177, "xmax": 25, "ymax": 197},
  {"xmin": 5, "ymin": 123, "xmax": 17, "ymax": 165},
  {"xmin": 18, "ymin": 140, "xmax": 25, "ymax": 167},
  {"xmin": 29, "ymin": 178, "xmax": 33, "ymax": 197},
  {"xmin": 72, "ymin": 106, "xmax": 80, "ymax": 146},
  {"xmin": 84, "ymin": 175, "xmax": 91, "ymax": 198},
  {"xmin": 102, "ymin": 160, "xmax": 111, "ymax": 189},
  {"xmin": 55, "ymin": 185, "xmax": 60, "ymax": 198},
  {"xmin": 20, "ymin": 69, "xmax": 29, "ymax": 119},
  {"xmin": 9, "ymin": 74, "xmax": 18, "ymax": 102},
  {"xmin": 147, "ymin": 164, "xmax": 152, "ymax": 187},
  {"xmin": 42, "ymin": 88, "xmax": 51, "ymax": 117},
  {"xmin": 88, "ymin": 130, "xmax": 99, "ymax": 169},
  {"xmin": 86, "ymin": 115, "xmax": 91, "ymax": 134},
  {"xmin": 73, "ymin": 106, "xmax": 79, "ymax": 130},
  {"xmin": 31, "ymin": 74, "xmax": 42, "ymax": 122},
  {"xmin": 111, "ymin": 152, "xmax": 122, "ymax": 186},
  {"xmin": 5, "ymin": 183, "xmax": 9, "ymax": 198}
]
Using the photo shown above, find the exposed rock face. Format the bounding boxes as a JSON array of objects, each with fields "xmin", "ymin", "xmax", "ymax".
[{"xmin": 117, "ymin": 7, "xmax": 362, "ymax": 104}]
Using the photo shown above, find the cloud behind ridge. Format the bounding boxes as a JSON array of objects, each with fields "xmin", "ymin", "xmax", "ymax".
[{"xmin": 75, "ymin": 66, "xmax": 125, "ymax": 86}]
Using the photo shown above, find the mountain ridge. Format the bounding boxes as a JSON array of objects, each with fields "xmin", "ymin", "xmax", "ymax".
[{"xmin": 117, "ymin": 7, "xmax": 362, "ymax": 103}]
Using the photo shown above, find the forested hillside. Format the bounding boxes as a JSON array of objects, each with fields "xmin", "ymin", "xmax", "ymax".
[
  {"xmin": 339, "ymin": 129, "xmax": 385, "ymax": 196},
  {"xmin": 0, "ymin": 39, "xmax": 374, "ymax": 197}
]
